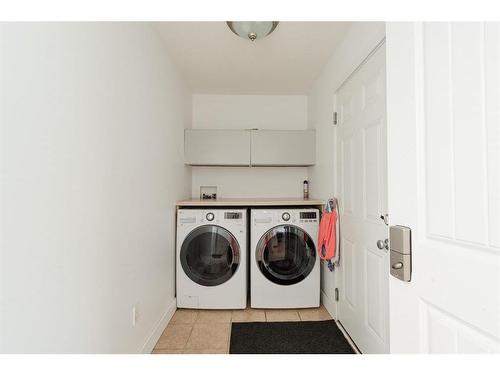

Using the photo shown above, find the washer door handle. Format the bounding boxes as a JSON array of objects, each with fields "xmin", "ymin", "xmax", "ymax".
[{"xmin": 228, "ymin": 247, "xmax": 234, "ymax": 266}]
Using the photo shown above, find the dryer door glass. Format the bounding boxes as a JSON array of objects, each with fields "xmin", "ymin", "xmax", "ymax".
[
  {"xmin": 256, "ymin": 225, "xmax": 316, "ymax": 286},
  {"xmin": 180, "ymin": 225, "xmax": 240, "ymax": 287}
]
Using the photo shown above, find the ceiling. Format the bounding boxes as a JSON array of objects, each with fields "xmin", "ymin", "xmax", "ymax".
[{"xmin": 153, "ymin": 22, "xmax": 351, "ymax": 95}]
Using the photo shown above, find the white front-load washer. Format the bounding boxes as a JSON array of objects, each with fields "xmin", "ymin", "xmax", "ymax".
[
  {"xmin": 250, "ymin": 208, "xmax": 320, "ymax": 309},
  {"xmin": 176, "ymin": 208, "xmax": 247, "ymax": 309}
]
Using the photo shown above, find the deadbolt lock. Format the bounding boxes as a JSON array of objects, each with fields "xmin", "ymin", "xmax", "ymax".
[{"xmin": 389, "ymin": 225, "xmax": 412, "ymax": 282}]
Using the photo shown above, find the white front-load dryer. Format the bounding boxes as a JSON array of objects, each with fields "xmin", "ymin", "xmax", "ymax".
[
  {"xmin": 250, "ymin": 208, "xmax": 320, "ymax": 309},
  {"xmin": 176, "ymin": 208, "xmax": 247, "ymax": 309}
]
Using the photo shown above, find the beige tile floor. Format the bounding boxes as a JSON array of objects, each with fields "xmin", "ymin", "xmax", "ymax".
[{"xmin": 152, "ymin": 305, "xmax": 332, "ymax": 354}]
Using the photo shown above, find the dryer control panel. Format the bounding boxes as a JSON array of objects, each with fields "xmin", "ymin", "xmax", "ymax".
[{"xmin": 271, "ymin": 209, "xmax": 319, "ymax": 224}]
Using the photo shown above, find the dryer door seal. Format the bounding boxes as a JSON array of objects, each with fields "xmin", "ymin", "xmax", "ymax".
[
  {"xmin": 180, "ymin": 225, "xmax": 240, "ymax": 287},
  {"xmin": 256, "ymin": 224, "xmax": 316, "ymax": 286}
]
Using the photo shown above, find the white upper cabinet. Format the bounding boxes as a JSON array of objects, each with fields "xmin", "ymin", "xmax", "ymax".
[
  {"xmin": 184, "ymin": 129, "xmax": 251, "ymax": 166},
  {"xmin": 250, "ymin": 130, "xmax": 316, "ymax": 166},
  {"xmin": 184, "ymin": 129, "xmax": 316, "ymax": 166}
]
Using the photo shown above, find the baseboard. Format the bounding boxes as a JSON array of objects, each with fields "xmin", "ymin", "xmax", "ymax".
[
  {"xmin": 321, "ymin": 289, "xmax": 337, "ymax": 320},
  {"xmin": 140, "ymin": 298, "xmax": 177, "ymax": 354}
]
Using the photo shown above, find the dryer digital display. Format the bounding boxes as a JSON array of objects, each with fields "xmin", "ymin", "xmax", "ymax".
[
  {"xmin": 300, "ymin": 212, "xmax": 317, "ymax": 219},
  {"xmin": 224, "ymin": 212, "xmax": 242, "ymax": 220}
]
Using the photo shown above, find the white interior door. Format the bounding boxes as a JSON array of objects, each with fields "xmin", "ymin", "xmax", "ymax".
[
  {"xmin": 336, "ymin": 42, "xmax": 389, "ymax": 354},
  {"xmin": 386, "ymin": 22, "xmax": 500, "ymax": 353}
]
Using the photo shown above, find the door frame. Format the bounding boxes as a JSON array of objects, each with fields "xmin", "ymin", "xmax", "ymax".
[{"xmin": 385, "ymin": 22, "xmax": 422, "ymax": 352}]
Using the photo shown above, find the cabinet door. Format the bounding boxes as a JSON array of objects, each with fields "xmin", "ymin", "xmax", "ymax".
[
  {"xmin": 184, "ymin": 129, "xmax": 251, "ymax": 166},
  {"xmin": 250, "ymin": 130, "xmax": 316, "ymax": 166}
]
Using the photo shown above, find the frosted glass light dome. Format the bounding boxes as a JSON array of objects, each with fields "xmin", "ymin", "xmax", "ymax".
[{"xmin": 227, "ymin": 21, "xmax": 279, "ymax": 41}]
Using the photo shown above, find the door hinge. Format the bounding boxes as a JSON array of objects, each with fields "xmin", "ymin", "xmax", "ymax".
[
  {"xmin": 380, "ymin": 213, "xmax": 389, "ymax": 226},
  {"xmin": 335, "ymin": 288, "xmax": 339, "ymax": 301},
  {"xmin": 333, "ymin": 111, "xmax": 338, "ymax": 125}
]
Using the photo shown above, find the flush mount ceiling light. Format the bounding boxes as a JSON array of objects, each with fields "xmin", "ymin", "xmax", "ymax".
[{"xmin": 226, "ymin": 21, "xmax": 279, "ymax": 42}]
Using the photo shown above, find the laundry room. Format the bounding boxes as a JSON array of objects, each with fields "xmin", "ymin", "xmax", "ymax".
[
  {"xmin": 152, "ymin": 20, "xmax": 385, "ymax": 355},
  {"xmin": 1, "ymin": 3, "xmax": 500, "ymax": 370}
]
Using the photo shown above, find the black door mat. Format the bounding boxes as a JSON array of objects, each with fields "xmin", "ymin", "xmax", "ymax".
[{"xmin": 229, "ymin": 320, "xmax": 356, "ymax": 354}]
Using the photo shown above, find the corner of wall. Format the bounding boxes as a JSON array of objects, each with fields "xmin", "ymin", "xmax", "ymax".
[{"xmin": 140, "ymin": 298, "xmax": 177, "ymax": 354}]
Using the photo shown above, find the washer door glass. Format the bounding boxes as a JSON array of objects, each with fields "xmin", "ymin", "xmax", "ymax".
[
  {"xmin": 180, "ymin": 225, "xmax": 240, "ymax": 287},
  {"xmin": 256, "ymin": 225, "xmax": 316, "ymax": 286}
]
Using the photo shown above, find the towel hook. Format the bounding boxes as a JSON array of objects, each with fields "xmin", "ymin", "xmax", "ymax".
[{"xmin": 326, "ymin": 198, "xmax": 336, "ymax": 213}]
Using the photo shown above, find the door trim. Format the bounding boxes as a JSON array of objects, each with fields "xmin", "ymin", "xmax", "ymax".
[{"xmin": 335, "ymin": 37, "xmax": 386, "ymax": 95}]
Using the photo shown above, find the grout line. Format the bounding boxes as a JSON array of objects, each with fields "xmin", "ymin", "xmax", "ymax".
[{"xmin": 183, "ymin": 322, "xmax": 195, "ymax": 351}]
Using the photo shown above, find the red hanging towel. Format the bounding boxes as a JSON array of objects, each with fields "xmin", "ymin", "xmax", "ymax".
[{"xmin": 317, "ymin": 210, "xmax": 337, "ymax": 260}]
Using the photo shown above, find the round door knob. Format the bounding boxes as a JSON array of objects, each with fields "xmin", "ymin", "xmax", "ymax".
[
  {"xmin": 282, "ymin": 212, "xmax": 290, "ymax": 221},
  {"xmin": 377, "ymin": 239, "xmax": 389, "ymax": 250},
  {"xmin": 206, "ymin": 212, "xmax": 215, "ymax": 221}
]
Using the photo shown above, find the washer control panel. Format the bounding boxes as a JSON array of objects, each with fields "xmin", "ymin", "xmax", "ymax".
[{"xmin": 178, "ymin": 209, "xmax": 246, "ymax": 227}]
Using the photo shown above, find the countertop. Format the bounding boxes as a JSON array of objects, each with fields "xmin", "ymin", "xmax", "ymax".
[{"xmin": 176, "ymin": 198, "xmax": 324, "ymax": 207}]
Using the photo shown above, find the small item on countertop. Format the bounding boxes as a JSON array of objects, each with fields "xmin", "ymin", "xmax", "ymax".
[
  {"xmin": 303, "ymin": 180, "xmax": 309, "ymax": 199},
  {"xmin": 200, "ymin": 186, "xmax": 217, "ymax": 200}
]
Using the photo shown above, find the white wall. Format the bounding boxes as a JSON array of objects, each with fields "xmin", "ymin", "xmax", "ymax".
[
  {"xmin": 0, "ymin": 23, "xmax": 191, "ymax": 353},
  {"xmin": 307, "ymin": 22, "xmax": 386, "ymax": 316},
  {"xmin": 191, "ymin": 94, "xmax": 308, "ymax": 199}
]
